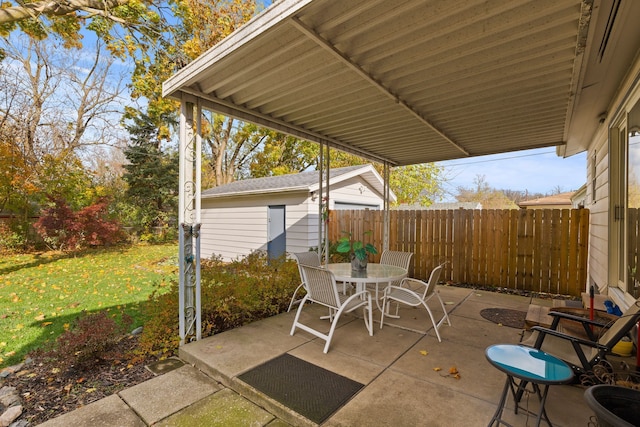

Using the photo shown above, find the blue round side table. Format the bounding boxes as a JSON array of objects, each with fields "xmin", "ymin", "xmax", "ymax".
[{"xmin": 485, "ymin": 344, "xmax": 575, "ymax": 427}]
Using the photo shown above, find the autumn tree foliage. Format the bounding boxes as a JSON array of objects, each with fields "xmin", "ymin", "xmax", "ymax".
[
  {"xmin": 34, "ymin": 197, "xmax": 124, "ymax": 251},
  {"xmin": 0, "ymin": 36, "xmax": 128, "ymax": 247},
  {"xmin": 455, "ymin": 175, "xmax": 518, "ymax": 209}
]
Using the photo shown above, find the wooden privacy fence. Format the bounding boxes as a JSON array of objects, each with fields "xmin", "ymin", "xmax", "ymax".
[{"xmin": 328, "ymin": 208, "xmax": 589, "ymax": 297}]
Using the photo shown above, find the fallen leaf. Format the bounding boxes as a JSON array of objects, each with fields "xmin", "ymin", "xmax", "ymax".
[
  {"xmin": 419, "ymin": 350, "xmax": 428, "ymax": 356},
  {"xmin": 41, "ymin": 322, "xmax": 53, "ymax": 327},
  {"xmin": 449, "ymin": 366, "xmax": 459, "ymax": 375},
  {"xmin": 86, "ymin": 388, "xmax": 96, "ymax": 393},
  {"xmin": 433, "ymin": 367, "xmax": 442, "ymax": 372}
]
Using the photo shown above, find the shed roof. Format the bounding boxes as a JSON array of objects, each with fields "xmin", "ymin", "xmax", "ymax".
[
  {"xmin": 518, "ymin": 191, "xmax": 576, "ymax": 207},
  {"xmin": 164, "ymin": 0, "xmax": 640, "ymax": 166},
  {"xmin": 201, "ymin": 164, "xmax": 396, "ymax": 201}
]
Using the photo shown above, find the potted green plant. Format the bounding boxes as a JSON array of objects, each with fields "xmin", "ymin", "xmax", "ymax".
[{"xmin": 336, "ymin": 231, "xmax": 378, "ymax": 271}]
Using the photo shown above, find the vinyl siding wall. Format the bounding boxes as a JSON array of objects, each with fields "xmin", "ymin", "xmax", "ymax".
[
  {"xmin": 585, "ymin": 124, "xmax": 610, "ymax": 293},
  {"xmin": 200, "ymin": 175, "xmax": 385, "ymax": 261},
  {"xmin": 585, "ymin": 54, "xmax": 640, "ymax": 307}
]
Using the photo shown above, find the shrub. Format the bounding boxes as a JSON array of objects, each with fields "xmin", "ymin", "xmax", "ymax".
[
  {"xmin": 53, "ymin": 310, "xmax": 132, "ymax": 370},
  {"xmin": 34, "ymin": 197, "xmax": 125, "ymax": 251},
  {"xmin": 138, "ymin": 251, "xmax": 300, "ymax": 358},
  {"xmin": 0, "ymin": 222, "xmax": 26, "ymax": 252}
]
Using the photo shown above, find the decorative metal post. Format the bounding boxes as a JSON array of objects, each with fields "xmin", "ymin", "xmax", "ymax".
[
  {"xmin": 383, "ymin": 162, "xmax": 390, "ymax": 251},
  {"xmin": 178, "ymin": 98, "xmax": 202, "ymax": 344},
  {"xmin": 318, "ymin": 142, "xmax": 330, "ymax": 265}
]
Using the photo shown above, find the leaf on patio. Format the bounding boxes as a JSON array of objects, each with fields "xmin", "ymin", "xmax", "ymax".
[
  {"xmin": 419, "ymin": 350, "xmax": 428, "ymax": 356},
  {"xmin": 433, "ymin": 367, "xmax": 441, "ymax": 372},
  {"xmin": 449, "ymin": 366, "xmax": 458, "ymax": 375}
]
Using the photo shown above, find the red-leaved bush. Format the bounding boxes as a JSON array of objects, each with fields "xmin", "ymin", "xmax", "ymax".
[{"xmin": 34, "ymin": 197, "xmax": 124, "ymax": 250}]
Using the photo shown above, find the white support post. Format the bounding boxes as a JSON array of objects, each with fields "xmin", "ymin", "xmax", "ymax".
[
  {"xmin": 318, "ymin": 142, "xmax": 324, "ymax": 264},
  {"xmin": 323, "ymin": 143, "xmax": 330, "ymax": 264},
  {"xmin": 178, "ymin": 98, "xmax": 202, "ymax": 344},
  {"xmin": 383, "ymin": 162, "xmax": 390, "ymax": 251}
]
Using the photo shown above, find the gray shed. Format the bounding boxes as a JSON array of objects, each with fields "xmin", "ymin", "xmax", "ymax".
[{"xmin": 200, "ymin": 164, "xmax": 396, "ymax": 261}]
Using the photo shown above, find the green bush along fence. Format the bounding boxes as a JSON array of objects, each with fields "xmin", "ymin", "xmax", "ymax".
[{"xmin": 328, "ymin": 208, "xmax": 590, "ymax": 297}]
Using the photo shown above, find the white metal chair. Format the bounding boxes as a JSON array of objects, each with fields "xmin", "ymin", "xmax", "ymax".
[
  {"xmin": 288, "ymin": 251, "xmax": 321, "ymax": 312},
  {"xmin": 380, "ymin": 250, "xmax": 414, "ymax": 273},
  {"xmin": 380, "ymin": 263, "xmax": 451, "ymax": 342},
  {"xmin": 370, "ymin": 250, "xmax": 414, "ymax": 302},
  {"xmin": 290, "ymin": 264, "xmax": 373, "ymax": 353},
  {"xmin": 379, "ymin": 250, "xmax": 413, "ymax": 284}
]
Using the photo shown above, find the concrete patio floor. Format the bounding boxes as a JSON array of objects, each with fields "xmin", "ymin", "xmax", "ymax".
[{"xmin": 39, "ymin": 286, "xmax": 598, "ymax": 426}]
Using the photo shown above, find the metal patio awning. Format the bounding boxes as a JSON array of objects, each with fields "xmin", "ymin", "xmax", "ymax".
[
  {"xmin": 164, "ymin": 0, "xmax": 640, "ymax": 344},
  {"xmin": 160, "ymin": 0, "xmax": 638, "ymax": 165}
]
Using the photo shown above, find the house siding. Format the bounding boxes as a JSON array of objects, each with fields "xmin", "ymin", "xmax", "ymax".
[
  {"xmin": 585, "ymin": 54, "xmax": 640, "ymax": 306},
  {"xmin": 586, "ymin": 126, "xmax": 611, "ymax": 293}
]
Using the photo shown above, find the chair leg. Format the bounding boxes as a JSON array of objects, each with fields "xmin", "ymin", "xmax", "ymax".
[
  {"xmin": 421, "ymin": 301, "xmax": 442, "ymax": 342},
  {"xmin": 364, "ymin": 293, "xmax": 373, "ymax": 336},
  {"xmin": 290, "ymin": 295, "xmax": 309, "ymax": 336},
  {"xmin": 380, "ymin": 296, "xmax": 388, "ymax": 329},
  {"xmin": 435, "ymin": 292, "xmax": 452, "ymax": 327}
]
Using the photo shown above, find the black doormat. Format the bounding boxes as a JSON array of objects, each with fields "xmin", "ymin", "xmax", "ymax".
[
  {"xmin": 238, "ymin": 353, "xmax": 363, "ymax": 424},
  {"xmin": 480, "ymin": 308, "xmax": 527, "ymax": 329}
]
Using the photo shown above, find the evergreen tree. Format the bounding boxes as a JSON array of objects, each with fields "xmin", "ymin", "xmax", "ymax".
[{"xmin": 123, "ymin": 112, "xmax": 178, "ymax": 230}]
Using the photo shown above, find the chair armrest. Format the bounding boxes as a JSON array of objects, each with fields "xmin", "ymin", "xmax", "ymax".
[
  {"xmin": 548, "ymin": 311, "xmax": 611, "ymax": 328},
  {"xmin": 530, "ymin": 326, "xmax": 609, "ymax": 351},
  {"xmin": 398, "ymin": 278, "xmax": 427, "ymax": 291}
]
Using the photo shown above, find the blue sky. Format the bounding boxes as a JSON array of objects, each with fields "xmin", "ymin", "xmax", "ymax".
[{"xmin": 436, "ymin": 147, "xmax": 587, "ymax": 201}]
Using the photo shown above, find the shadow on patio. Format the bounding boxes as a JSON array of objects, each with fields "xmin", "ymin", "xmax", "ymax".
[{"xmin": 180, "ymin": 286, "xmax": 594, "ymax": 427}]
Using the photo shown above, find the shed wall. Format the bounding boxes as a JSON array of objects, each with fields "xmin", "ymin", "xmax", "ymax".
[{"xmin": 200, "ymin": 175, "xmax": 385, "ymax": 261}]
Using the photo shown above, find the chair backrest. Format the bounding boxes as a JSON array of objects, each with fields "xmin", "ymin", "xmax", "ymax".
[
  {"xmin": 298, "ymin": 264, "xmax": 341, "ymax": 309},
  {"xmin": 423, "ymin": 263, "xmax": 445, "ymax": 298},
  {"xmin": 292, "ymin": 251, "xmax": 321, "ymax": 288},
  {"xmin": 380, "ymin": 250, "xmax": 413, "ymax": 271},
  {"xmin": 292, "ymin": 251, "xmax": 321, "ymax": 267},
  {"xmin": 597, "ymin": 299, "xmax": 640, "ymax": 347},
  {"xmin": 397, "ymin": 263, "xmax": 444, "ymax": 301}
]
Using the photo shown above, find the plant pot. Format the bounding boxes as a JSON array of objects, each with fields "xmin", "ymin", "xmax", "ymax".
[
  {"xmin": 350, "ymin": 254, "xmax": 367, "ymax": 272},
  {"xmin": 584, "ymin": 385, "xmax": 640, "ymax": 427}
]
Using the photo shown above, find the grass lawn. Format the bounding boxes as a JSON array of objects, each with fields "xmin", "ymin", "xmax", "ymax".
[{"xmin": 0, "ymin": 243, "xmax": 178, "ymax": 368}]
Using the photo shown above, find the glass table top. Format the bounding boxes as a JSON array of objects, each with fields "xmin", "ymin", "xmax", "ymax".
[
  {"xmin": 326, "ymin": 263, "xmax": 407, "ymax": 282},
  {"xmin": 485, "ymin": 344, "xmax": 574, "ymax": 384}
]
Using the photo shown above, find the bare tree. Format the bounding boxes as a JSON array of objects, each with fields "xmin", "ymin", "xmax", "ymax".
[
  {"xmin": 0, "ymin": 35, "xmax": 127, "ymax": 216},
  {"xmin": 0, "ymin": 36, "xmax": 126, "ymax": 159}
]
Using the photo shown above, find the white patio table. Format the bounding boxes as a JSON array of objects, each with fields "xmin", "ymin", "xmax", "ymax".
[{"xmin": 325, "ymin": 263, "xmax": 407, "ymax": 310}]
